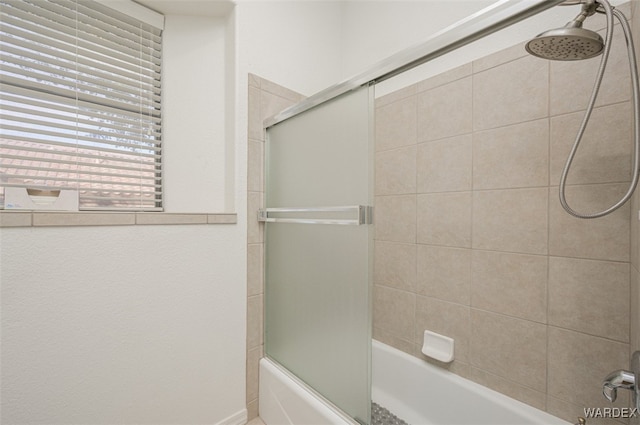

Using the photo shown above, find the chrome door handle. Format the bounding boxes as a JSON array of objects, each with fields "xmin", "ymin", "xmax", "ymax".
[{"xmin": 257, "ymin": 206, "xmax": 373, "ymax": 225}]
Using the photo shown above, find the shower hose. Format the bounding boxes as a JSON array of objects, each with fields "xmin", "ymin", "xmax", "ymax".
[{"xmin": 559, "ymin": 0, "xmax": 640, "ymax": 218}]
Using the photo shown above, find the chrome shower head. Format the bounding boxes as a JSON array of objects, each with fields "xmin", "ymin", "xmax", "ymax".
[
  {"xmin": 525, "ymin": 24, "xmax": 604, "ymax": 60},
  {"xmin": 525, "ymin": 0, "xmax": 604, "ymax": 61}
]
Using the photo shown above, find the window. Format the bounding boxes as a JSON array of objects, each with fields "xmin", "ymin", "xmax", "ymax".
[{"xmin": 0, "ymin": 0, "xmax": 163, "ymax": 211}]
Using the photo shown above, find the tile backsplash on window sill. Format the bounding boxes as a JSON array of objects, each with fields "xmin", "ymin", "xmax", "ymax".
[{"xmin": 0, "ymin": 211, "xmax": 237, "ymax": 228}]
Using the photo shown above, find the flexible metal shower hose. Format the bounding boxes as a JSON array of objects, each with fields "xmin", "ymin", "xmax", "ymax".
[{"xmin": 559, "ymin": 0, "xmax": 640, "ymax": 218}]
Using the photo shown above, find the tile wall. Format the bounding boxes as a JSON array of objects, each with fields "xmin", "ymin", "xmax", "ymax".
[
  {"xmin": 246, "ymin": 74, "xmax": 305, "ymax": 421},
  {"xmin": 247, "ymin": 4, "xmax": 640, "ymax": 423},
  {"xmin": 631, "ymin": 3, "xmax": 640, "ymax": 424},
  {"xmin": 373, "ymin": 5, "xmax": 637, "ymax": 424}
]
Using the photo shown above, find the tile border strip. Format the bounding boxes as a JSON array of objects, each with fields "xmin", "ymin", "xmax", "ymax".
[{"xmin": 0, "ymin": 211, "xmax": 237, "ymax": 228}]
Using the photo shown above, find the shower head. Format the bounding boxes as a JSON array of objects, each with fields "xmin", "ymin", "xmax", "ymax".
[
  {"xmin": 525, "ymin": 27, "xmax": 604, "ymax": 61},
  {"xmin": 525, "ymin": 24, "xmax": 604, "ymax": 60},
  {"xmin": 525, "ymin": 0, "xmax": 604, "ymax": 61}
]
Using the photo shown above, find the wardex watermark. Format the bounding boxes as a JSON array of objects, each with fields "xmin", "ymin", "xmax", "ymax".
[{"xmin": 583, "ymin": 407, "xmax": 639, "ymax": 419}]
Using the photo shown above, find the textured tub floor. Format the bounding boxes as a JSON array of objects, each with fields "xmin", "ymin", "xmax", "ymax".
[
  {"xmin": 371, "ymin": 402, "xmax": 410, "ymax": 425},
  {"xmin": 252, "ymin": 402, "xmax": 409, "ymax": 425}
]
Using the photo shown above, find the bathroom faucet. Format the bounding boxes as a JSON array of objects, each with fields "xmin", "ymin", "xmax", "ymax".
[
  {"xmin": 602, "ymin": 351, "xmax": 640, "ymax": 409},
  {"xmin": 602, "ymin": 369, "xmax": 635, "ymax": 402}
]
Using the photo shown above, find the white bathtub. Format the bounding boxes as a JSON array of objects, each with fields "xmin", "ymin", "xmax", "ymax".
[{"xmin": 260, "ymin": 340, "xmax": 571, "ymax": 425}]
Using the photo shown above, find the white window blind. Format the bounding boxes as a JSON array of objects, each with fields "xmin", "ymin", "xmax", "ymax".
[{"xmin": 0, "ymin": 0, "xmax": 163, "ymax": 211}]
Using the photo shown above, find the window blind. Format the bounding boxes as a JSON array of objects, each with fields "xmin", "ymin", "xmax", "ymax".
[{"xmin": 0, "ymin": 0, "xmax": 163, "ymax": 211}]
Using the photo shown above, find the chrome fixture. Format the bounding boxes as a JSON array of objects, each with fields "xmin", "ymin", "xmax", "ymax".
[
  {"xmin": 525, "ymin": 0, "xmax": 603, "ymax": 60},
  {"xmin": 257, "ymin": 206, "xmax": 373, "ymax": 226},
  {"xmin": 526, "ymin": 0, "xmax": 640, "ymax": 219},
  {"xmin": 602, "ymin": 370, "xmax": 635, "ymax": 403},
  {"xmin": 602, "ymin": 351, "xmax": 640, "ymax": 409}
]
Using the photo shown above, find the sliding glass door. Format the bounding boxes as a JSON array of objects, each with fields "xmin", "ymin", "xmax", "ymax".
[{"xmin": 263, "ymin": 85, "xmax": 374, "ymax": 424}]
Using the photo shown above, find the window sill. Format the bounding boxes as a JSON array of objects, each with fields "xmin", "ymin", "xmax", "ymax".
[{"xmin": 0, "ymin": 211, "xmax": 237, "ymax": 228}]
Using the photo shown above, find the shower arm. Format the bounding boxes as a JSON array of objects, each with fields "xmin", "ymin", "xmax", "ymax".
[{"xmin": 558, "ymin": 0, "xmax": 640, "ymax": 219}]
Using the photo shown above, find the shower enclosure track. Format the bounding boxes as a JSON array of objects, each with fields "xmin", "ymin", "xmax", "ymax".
[{"xmin": 263, "ymin": 0, "xmax": 566, "ymax": 129}]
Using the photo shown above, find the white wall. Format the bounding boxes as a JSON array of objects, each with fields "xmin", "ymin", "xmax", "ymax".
[
  {"xmin": 0, "ymin": 8, "xmax": 248, "ymax": 425},
  {"xmin": 234, "ymin": 0, "xmax": 345, "ymax": 97},
  {"xmin": 163, "ymin": 15, "xmax": 229, "ymax": 213},
  {"xmin": 0, "ymin": 225, "xmax": 246, "ymax": 424}
]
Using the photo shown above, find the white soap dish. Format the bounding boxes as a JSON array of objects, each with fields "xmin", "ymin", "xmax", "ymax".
[{"xmin": 421, "ymin": 330, "xmax": 454, "ymax": 363}]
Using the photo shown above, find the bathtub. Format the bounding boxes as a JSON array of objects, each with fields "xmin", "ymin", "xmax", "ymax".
[{"xmin": 260, "ymin": 339, "xmax": 571, "ymax": 425}]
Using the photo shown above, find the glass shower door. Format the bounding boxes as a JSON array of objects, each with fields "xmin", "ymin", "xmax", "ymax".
[{"xmin": 263, "ymin": 85, "xmax": 374, "ymax": 424}]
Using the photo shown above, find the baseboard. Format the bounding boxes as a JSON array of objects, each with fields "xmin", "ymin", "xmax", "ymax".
[{"xmin": 214, "ymin": 408, "xmax": 248, "ymax": 425}]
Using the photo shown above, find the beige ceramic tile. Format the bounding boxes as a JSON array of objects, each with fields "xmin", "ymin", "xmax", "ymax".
[
  {"xmin": 472, "ymin": 188, "xmax": 548, "ymax": 255},
  {"xmin": 473, "ymin": 119, "xmax": 549, "ymax": 190},
  {"xmin": 246, "ymin": 416, "xmax": 265, "ymax": 425},
  {"xmin": 260, "ymin": 78, "xmax": 305, "ymax": 102},
  {"xmin": 247, "ymin": 400, "xmax": 259, "ymax": 422},
  {"xmin": 135, "ymin": 213, "xmax": 207, "ymax": 225},
  {"xmin": 473, "ymin": 55, "xmax": 548, "ymax": 131},
  {"xmin": 548, "ymin": 326, "xmax": 629, "ymax": 410},
  {"xmin": 374, "ymin": 241, "xmax": 417, "ymax": 292},
  {"xmin": 248, "ymin": 140, "xmax": 264, "ymax": 193},
  {"xmin": 248, "ymin": 86, "xmax": 263, "ymax": 141},
  {"xmin": 546, "ymin": 395, "xmax": 624, "ymax": 425},
  {"xmin": 417, "ymin": 76, "xmax": 472, "ymax": 142},
  {"xmin": 548, "ymin": 184, "xmax": 630, "ymax": 262},
  {"xmin": 550, "ymin": 25, "xmax": 630, "ymax": 116},
  {"xmin": 375, "ymin": 146, "xmax": 417, "ymax": 195},
  {"xmin": 247, "ymin": 244, "xmax": 264, "ymax": 297},
  {"xmin": 415, "ymin": 348, "xmax": 471, "ymax": 377},
  {"xmin": 417, "ymin": 63, "xmax": 472, "ymax": 92},
  {"xmin": 246, "ymin": 345, "xmax": 263, "ymax": 403},
  {"xmin": 632, "ymin": 189, "xmax": 639, "ymax": 271},
  {"xmin": 0, "ymin": 211, "xmax": 31, "ymax": 227},
  {"xmin": 550, "ymin": 102, "xmax": 632, "ymax": 185},
  {"xmin": 375, "ymin": 84, "xmax": 417, "ymax": 109},
  {"xmin": 373, "ymin": 285, "xmax": 415, "ymax": 342},
  {"xmin": 207, "ymin": 214, "xmax": 237, "ymax": 224},
  {"xmin": 417, "ymin": 134, "xmax": 472, "ymax": 193},
  {"xmin": 471, "ymin": 250, "xmax": 547, "ymax": 323},
  {"xmin": 415, "ymin": 296, "xmax": 470, "ymax": 363},
  {"xmin": 472, "ymin": 41, "xmax": 529, "ymax": 73},
  {"xmin": 375, "ymin": 95, "xmax": 417, "ymax": 152},
  {"xmin": 247, "ymin": 294, "xmax": 263, "ymax": 349},
  {"xmin": 247, "ymin": 191, "xmax": 264, "ymax": 244},
  {"xmin": 33, "ymin": 212, "xmax": 136, "ymax": 227},
  {"xmin": 632, "ymin": 268, "xmax": 639, "ymax": 353},
  {"xmin": 374, "ymin": 195, "xmax": 416, "ymax": 243},
  {"xmin": 416, "ymin": 245, "xmax": 471, "ymax": 305},
  {"xmin": 261, "ymin": 91, "xmax": 300, "ymax": 127},
  {"xmin": 373, "ymin": 327, "xmax": 415, "ymax": 357},
  {"xmin": 417, "ymin": 192, "xmax": 472, "ymax": 248},
  {"xmin": 549, "ymin": 256, "xmax": 629, "ymax": 342},
  {"xmin": 470, "ymin": 309, "xmax": 547, "ymax": 392},
  {"xmin": 248, "ymin": 73, "xmax": 261, "ymax": 89},
  {"xmin": 468, "ymin": 367, "xmax": 546, "ymax": 411}
]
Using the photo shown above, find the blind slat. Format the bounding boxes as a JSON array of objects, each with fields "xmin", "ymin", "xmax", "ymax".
[
  {"xmin": 1, "ymin": 103, "xmax": 162, "ymax": 138},
  {"xmin": 1, "ymin": 74, "xmax": 161, "ymax": 117},
  {"xmin": 2, "ymin": 3, "xmax": 162, "ymax": 66},
  {"xmin": 0, "ymin": 0, "xmax": 163, "ymax": 211},
  {"xmin": 0, "ymin": 123, "xmax": 161, "ymax": 153},
  {"xmin": 1, "ymin": 153, "xmax": 160, "ymax": 174},
  {"xmin": 2, "ymin": 183, "xmax": 162, "ymax": 196},
  {"xmin": 3, "ymin": 172, "xmax": 160, "ymax": 188},
  {"xmin": 1, "ymin": 31, "xmax": 161, "ymax": 86},
  {"xmin": 0, "ymin": 140, "xmax": 161, "ymax": 164},
  {"xmin": 1, "ymin": 85, "xmax": 162, "ymax": 129},
  {"xmin": 2, "ymin": 44, "xmax": 161, "ymax": 91}
]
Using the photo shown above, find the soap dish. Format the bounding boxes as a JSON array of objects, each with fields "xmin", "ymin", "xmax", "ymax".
[{"xmin": 421, "ymin": 330, "xmax": 454, "ymax": 363}]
